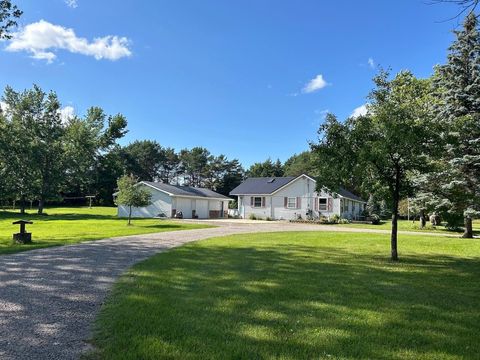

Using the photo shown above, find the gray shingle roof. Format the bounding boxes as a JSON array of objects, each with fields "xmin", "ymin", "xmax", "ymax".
[
  {"xmin": 337, "ymin": 188, "xmax": 365, "ymax": 202},
  {"xmin": 143, "ymin": 182, "xmax": 231, "ymax": 200},
  {"xmin": 229, "ymin": 176, "xmax": 296, "ymax": 195},
  {"xmin": 229, "ymin": 175, "xmax": 365, "ymax": 202}
]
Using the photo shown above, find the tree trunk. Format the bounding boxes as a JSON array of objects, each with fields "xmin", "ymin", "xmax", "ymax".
[
  {"xmin": 20, "ymin": 196, "xmax": 26, "ymax": 215},
  {"xmin": 128, "ymin": 205, "xmax": 132, "ymax": 226},
  {"xmin": 462, "ymin": 216, "xmax": 473, "ymax": 238},
  {"xmin": 38, "ymin": 197, "xmax": 45, "ymax": 215},
  {"xmin": 419, "ymin": 210, "xmax": 426, "ymax": 229},
  {"xmin": 390, "ymin": 167, "xmax": 401, "ymax": 261},
  {"xmin": 391, "ymin": 208, "xmax": 399, "ymax": 261}
]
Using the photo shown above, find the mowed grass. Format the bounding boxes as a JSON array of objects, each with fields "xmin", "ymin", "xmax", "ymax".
[
  {"xmin": 90, "ymin": 231, "xmax": 480, "ymax": 360},
  {"xmin": 0, "ymin": 207, "xmax": 212, "ymax": 255},
  {"xmin": 334, "ymin": 219, "xmax": 480, "ymax": 235}
]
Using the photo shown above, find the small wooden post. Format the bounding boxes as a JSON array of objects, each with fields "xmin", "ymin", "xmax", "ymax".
[{"xmin": 12, "ymin": 220, "xmax": 33, "ymax": 244}]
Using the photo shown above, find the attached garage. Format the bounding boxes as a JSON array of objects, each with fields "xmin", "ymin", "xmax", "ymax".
[{"xmin": 116, "ymin": 181, "xmax": 232, "ymax": 219}]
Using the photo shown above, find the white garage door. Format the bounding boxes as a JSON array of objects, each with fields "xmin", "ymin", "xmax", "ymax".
[
  {"xmin": 176, "ymin": 198, "xmax": 192, "ymax": 218},
  {"xmin": 196, "ymin": 200, "xmax": 209, "ymax": 218}
]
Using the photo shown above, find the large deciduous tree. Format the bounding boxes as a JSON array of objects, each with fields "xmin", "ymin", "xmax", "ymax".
[
  {"xmin": 63, "ymin": 107, "xmax": 127, "ymax": 198},
  {"xmin": 0, "ymin": 85, "xmax": 64, "ymax": 214},
  {"xmin": 311, "ymin": 71, "xmax": 436, "ymax": 261}
]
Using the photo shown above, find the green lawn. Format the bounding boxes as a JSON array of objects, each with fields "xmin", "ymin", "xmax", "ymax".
[
  {"xmin": 89, "ymin": 231, "xmax": 480, "ymax": 360},
  {"xmin": 0, "ymin": 206, "xmax": 211, "ymax": 255},
  {"xmin": 334, "ymin": 219, "xmax": 480, "ymax": 235}
]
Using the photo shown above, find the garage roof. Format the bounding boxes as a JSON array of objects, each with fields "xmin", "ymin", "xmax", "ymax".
[{"xmin": 142, "ymin": 182, "xmax": 232, "ymax": 200}]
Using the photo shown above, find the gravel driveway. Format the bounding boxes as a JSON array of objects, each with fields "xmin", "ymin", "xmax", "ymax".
[{"xmin": 0, "ymin": 221, "xmax": 448, "ymax": 359}]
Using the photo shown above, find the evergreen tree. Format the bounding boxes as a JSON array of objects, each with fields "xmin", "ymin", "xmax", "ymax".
[
  {"xmin": 246, "ymin": 158, "xmax": 284, "ymax": 177},
  {"xmin": 432, "ymin": 13, "xmax": 480, "ymax": 237}
]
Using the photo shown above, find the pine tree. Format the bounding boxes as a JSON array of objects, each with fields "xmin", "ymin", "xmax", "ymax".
[{"xmin": 433, "ymin": 13, "xmax": 480, "ymax": 237}]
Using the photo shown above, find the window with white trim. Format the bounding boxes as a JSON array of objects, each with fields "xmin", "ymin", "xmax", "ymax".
[
  {"xmin": 253, "ymin": 197, "xmax": 263, "ymax": 208},
  {"xmin": 287, "ymin": 197, "xmax": 297, "ymax": 209},
  {"xmin": 319, "ymin": 197, "xmax": 327, "ymax": 211}
]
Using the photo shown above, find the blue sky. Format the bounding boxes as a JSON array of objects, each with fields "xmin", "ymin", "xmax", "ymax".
[{"xmin": 1, "ymin": 0, "xmax": 463, "ymax": 167}]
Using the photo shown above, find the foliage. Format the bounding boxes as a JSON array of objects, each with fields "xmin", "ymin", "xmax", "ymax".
[
  {"xmin": 310, "ymin": 71, "xmax": 436, "ymax": 260},
  {"xmin": 370, "ymin": 214, "xmax": 381, "ymax": 225},
  {"xmin": 248, "ymin": 213, "xmax": 257, "ymax": 220},
  {"xmin": 283, "ymin": 151, "xmax": 316, "ymax": 177},
  {"xmin": 428, "ymin": 13, "xmax": 480, "ymax": 237},
  {"xmin": 115, "ymin": 175, "xmax": 152, "ymax": 225},
  {"xmin": 0, "ymin": 85, "xmax": 65, "ymax": 214},
  {"xmin": 62, "ymin": 107, "xmax": 128, "ymax": 198},
  {"xmin": 90, "ymin": 232, "xmax": 480, "ymax": 360},
  {"xmin": 120, "ymin": 140, "xmax": 164, "ymax": 182},
  {"xmin": 0, "ymin": 0, "xmax": 21, "ymax": 40},
  {"xmin": 246, "ymin": 158, "xmax": 284, "ymax": 177}
]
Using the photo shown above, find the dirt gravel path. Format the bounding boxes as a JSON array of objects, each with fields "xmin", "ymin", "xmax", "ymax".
[{"xmin": 0, "ymin": 221, "xmax": 454, "ymax": 359}]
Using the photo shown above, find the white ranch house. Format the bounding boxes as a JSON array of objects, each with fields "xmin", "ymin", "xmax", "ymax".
[
  {"xmin": 230, "ymin": 174, "xmax": 366, "ymax": 221},
  {"xmin": 116, "ymin": 181, "xmax": 232, "ymax": 219}
]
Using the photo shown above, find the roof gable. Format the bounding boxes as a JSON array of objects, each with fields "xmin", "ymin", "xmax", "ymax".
[{"xmin": 142, "ymin": 182, "xmax": 231, "ymax": 200}]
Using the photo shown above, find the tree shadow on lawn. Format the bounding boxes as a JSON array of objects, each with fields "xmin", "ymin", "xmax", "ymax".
[
  {"xmin": 94, "ymin": 244, "xmax": 480, "ymax": 360},
  {"xmin": 0, "ymin": 210, "xmax": 119, "ymax": 221}
]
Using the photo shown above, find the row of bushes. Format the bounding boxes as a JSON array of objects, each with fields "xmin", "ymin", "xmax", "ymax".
[
  {"xmin": 248, "ymin": 214, "xmax": 273, "ymax": 221},
  {"xmin": 290, "ymin": 214, "xmax": 351, "ymax": 225}
]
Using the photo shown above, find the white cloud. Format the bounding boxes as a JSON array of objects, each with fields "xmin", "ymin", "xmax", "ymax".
[
  {"xmin": 65, "ymin": 0, "xmax": 78, "ymax": 8},
  {"xmin": 350, "ymin": 104, "xmax": 368, "ymax": 118},
  {"xmin": 6, "ymin": 20, "xmax": 132, "ymax": 63},
  {"xmin": 368, "ymin": 57, "xmax": 375, "ymax": 69},
  {"xmin": 59, "ymin": 105, "xmax": 75, "ymax": 122},
  {"xmin": 302, "ymin": 74, "xmax": 328, "ymax": 93}
]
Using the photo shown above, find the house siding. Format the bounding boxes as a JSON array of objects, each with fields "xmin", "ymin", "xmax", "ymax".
[
  {"xmin": 118, "ymin": 184, "xmax": 172, "ymax": 218},
  {"xmin": 236, "ymin": 175, "xmax": 365, "ymax": 220},
  {"xmin": 118, "ymin": 184, "xmax": 230, "ymax": 219}
]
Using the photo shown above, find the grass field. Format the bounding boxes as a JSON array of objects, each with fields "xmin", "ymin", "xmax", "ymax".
[
  {"xmin": 0, "ymin": 207, "xmax": 211, "ymax": 255},
  {"xmin": 334, "ymin": 219, "xmax": 480, "ymax": 235},
  {"xmin": 90, "ymin": 231, "xmax": 480, "ymax": 360}
]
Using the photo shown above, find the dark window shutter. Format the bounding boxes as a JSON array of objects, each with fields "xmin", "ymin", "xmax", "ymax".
[
  {"xmin": 328, "ymin": 198, "xmax": 333, "ymax": 211},
  {"xmin": 251, "ymin": 197, "xmax": 254, "ymax": 206},
  {"xmin": 297, "ymin": 197, "xmax": 301, "ymax": 209},
  {"xmin": 314, "ymin": 197, "xmax": 318, "ymax": 211},
  {"xmin": 284, "ymin": 197, "xmax": 288, "ymax": 208},
  {"xmin": 262, "ymin": 197, "xmax": 266, "ymax": 207}
]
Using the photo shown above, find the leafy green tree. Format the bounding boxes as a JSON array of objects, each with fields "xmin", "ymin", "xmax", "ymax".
[
  {"xmin": 121, "ymin": 140, "xmax": 164, "ymax": 181},
  {"xmin": 115, "ymin": 174, "xmax": 152, "ymax": 225},
  {"xmin": 283, "ymin": 151, "xmax": 317, "ymax": 177},
  {"xmin": 430, "ymin": 13, "xmax": 480, "ymax": 237},
  {"xmin": 93, "ymin": 147, "xmax": 125, "ymax": 205},
  {"xmin": 311, "ymin": 71, "xmax": 436, "ymax": 260},
  {"xmin": 0, "ymin": 0, "xmax": 22, "ymax": 40},
  {"xmin": 1, "ymin": 86, "xmax": 44, "ymax": 213},
  {"xmin": 33, "ymin": 90, "xmax": 64, "ymax": 214},
  {"xmin": 63, "ymin": 107, "xmax": 127, "ymax": 198},
  {"xmin": 246, "ymin": 158, "xmax": 284, "ymax": 177}
]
